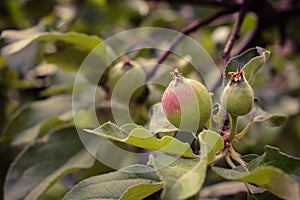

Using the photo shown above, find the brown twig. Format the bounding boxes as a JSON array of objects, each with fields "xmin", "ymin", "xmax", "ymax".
[
  {"xmin": 146, "ymin": 7, "xmax": 240, "ymax": 81},
  {"xmin": 146, "ymin": 0, "xmax": 242, "ymax": 7},
  {"xmin": 221, "ymin": 0, "xmax": 248, "ymax": 75}
]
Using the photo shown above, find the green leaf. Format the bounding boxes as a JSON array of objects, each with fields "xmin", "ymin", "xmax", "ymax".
[
  {"xmin": 264, "ymin": 115, "xmax": 288, "ymax": 127},
  {"xmin": 44, "ymin": 47, "xmax": 88, "ymax": 71},
  {"xmin": 253, "ymin": 112, "xmax": 288, "ymax": 127},
  {"xmin": 247, "ymin": 146, "xmax": 300, "ymax": 177},
  {"xmin": 249, "ymin": 191, "xmax": 281, "ymax": 200},
  {"xmin": 37, "ymin": 182, "xmax": 67, "ymax": 200},
  {"xmin": 120, "ymin": 123, "xmax": 140, "ymax": 134},
  {"xmin": 147, "ymin": 129, "xmax": 223, "ymax": 199},
  {"xmin": 251, "ymin": 102, "xmax": 288, "ymax": 127},
  {"xmin": 148, "ymin": 103, "xmax": 178, "ymax": 134},
  {"xmin": 63, "ymin": 165, "xmax": 162, "ymax": 200},
  {"xmin": 224, "ymin": 47, "xmax": 270, "ymax": 85},
  {"xmin": 200, "ymin": 181, "xmax": 257, "ymax": 199},
  {"xmin": 120, "ymin": 183, "xmax": 163, "ymax": 200},
  {"xmin": 0, "ymin": 56, "xmax": 6, "ymax": 69},
  {"xmin": 73, "ymin": 109, "xmax": 99, "ymax": 128},
  {"xmin": 37, "ymin": 117, "xmax": 69, "ymax": 138},
  {"xmin": 212, "ymin": 166, "xmax": 300, "ymax": 200},
  {"xmin": 1, "ymin": 29, "xmax": 101, "ymax": 55},
  {"xmin": 148, "ymin": 154, "xmax": 206, "ymax": 200},
  {"xmin": 212, "ymin": 146, "xmax": 300, "ymax": 200},
  {"xmin": 4, "ymin": 127, "xmax": 95, "ymax": 200},
  {"xmin": 199, "ymin": 130, "xmax": 224, "ymax": 162},
  {"xmin": 1, "ymin": 95, "xmax": 72, "ymax": 145},
  {"xmin": 39, "ymin": 69, "xmax": 77, "ymax": 97},
  {"xmin": 85, "ymin": 122, "xmax": 196, "ymax": 158}
]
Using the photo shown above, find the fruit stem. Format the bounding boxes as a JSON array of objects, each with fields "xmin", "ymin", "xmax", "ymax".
[
  {"xmin": 226, "ymin": 154, "xmax": 236, "ymax": 168},
  {"xmin": 235, "ymin": 120, "xmax": 253, "ymax": 140},
  {"xmin": 208, "ymin": 151, "xmax": 226, "ymax": 165},
  {"xmin": 228, "ymin": 114, "xmax": 238, "ymax": 142},
  {"xmin": 229, "ymin": 145, "xmax": 249, "ymax": 173}
]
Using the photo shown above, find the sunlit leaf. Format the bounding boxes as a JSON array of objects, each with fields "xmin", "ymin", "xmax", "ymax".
[
  {"xmin": 199, "ymin": 130, "xmax": 224, "ymax": 162},
  {"xmin": 148, "ymin": 103, "xmax": 177, "ymax": 134},
  {"xmin": 37, "ymin": 182, "xmax": 67, "ymax": 200},
  {"xmin": 85, "ymin": 122, "xmax": 196, "ymax": 158},
  {"xmin": 147, "ymin": 129, "xmax": 223, "ymax": 199},
  {"xmin": 148, "ymin": 154, "xmax": 206, "ymax": 200},
  {"xmin": 120, "ymin": 183, "xmax": 163, "ymax": 200},
  {"xmin": 212, "ymin": 166, "xmax": 299, "ymax": 200}
]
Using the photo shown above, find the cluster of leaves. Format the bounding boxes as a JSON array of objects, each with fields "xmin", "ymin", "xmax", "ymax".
[
  {"xmin": 1, "ymin": 0, "xmax": 300, "ymax": 200},
  {"xmin": 61, "ymin": 47, "xmax": 298, "ymax": 200}
]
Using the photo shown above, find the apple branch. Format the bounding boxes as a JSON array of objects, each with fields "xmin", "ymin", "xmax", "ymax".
[
  {"xmin": 221, "ymin": 0, "xmax": 248, "ymax": 72},
  {"xmin": 146, "ymin": 7, "xmax": 239, "ymax": 81}
]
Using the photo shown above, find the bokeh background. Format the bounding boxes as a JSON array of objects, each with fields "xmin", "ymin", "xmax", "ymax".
[{"xmin": 0, "ymin": 0, "xmax": 299, "ymax": 199}]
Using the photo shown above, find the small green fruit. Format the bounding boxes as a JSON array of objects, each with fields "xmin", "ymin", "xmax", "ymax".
[
  {"xmin": 221, "ymin": 67, "xmax": 254, "ymax": 116},
  {"xmin": 161, "ymin": 69, "xmax": 212, "ymax": 131},
  {"xmin": 108, "ymin": 56, "xmax": 147, "ymax": 103}
]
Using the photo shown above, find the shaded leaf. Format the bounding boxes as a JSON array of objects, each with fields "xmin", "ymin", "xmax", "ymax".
[
  {"xmin": 39, "ymin": 70, "xmax": 77, "ymax": 97},
  {"xmin": 44, "ymin": 47, "xmax": 88, "ymax": 71},
  {"xmin": 0, "ymin": 56, "xmax": 6, "ymax": 69},
  {"xmin": 251, "ymin": 102, "xmax": 288, "ymax": 127},
  {"xmin": 224, "ymin": 47, "xmax": 270, "ymax": 85},
  {"xmin": 4, "ymin": 127, "xmax": 95, "ymax": 200},
  {"xmin": 249, "ymin": 191, "xmax": 281, "ymax": 200},
  {"xmin": 241, "ymin": 154, "xmax": 260, "ymax": 163},
  {"xmin": 149, "ymin": 103, "xmax": 178, "ymax": 134},
  {"xmin": 1, "ymin": 29, "xmax": 101, "ymax": 55},
  {"xmin": 37, "ymin": 117, "xmax": 69, "ymax": 138},
  {"xmin": 264, "ymin": 115, "xmax": 288, "ymax": 127},
  {"xmin": 200, "ymin": 181, "xmax": 258, "ymax": 198},
  {"xmin": 247, "ymin": 146, "xmax": 300, "ymax": 177},
  {"xmin": 1, "ymin": 95, "xmax": 72, "ymax": 145},
  {"xmin": 85, "ymin": 122, "xmax": 196, "ymax": 158},
  {"xmin": 63, "ymin": 165, "xmax": 161, "ymax": 200},
  {"xmin": 243, "ymin": 47, "xmax": 270, "ymax": 84},
  {"xmin": 212, "ymin": 146, "xmax": 300, "ymax": 200}
]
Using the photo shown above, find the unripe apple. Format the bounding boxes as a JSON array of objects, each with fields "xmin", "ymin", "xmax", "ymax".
[
  {"xmin": 108, "ymin": 56, "xmax": 148, "ymax": 103},
  {"xmin": 161, "ymin": 69, "xmax": 212, "ymax": 132},
  {"xmin": 221, "ymin": 67, "xmax": 254, "ymax": 117}
]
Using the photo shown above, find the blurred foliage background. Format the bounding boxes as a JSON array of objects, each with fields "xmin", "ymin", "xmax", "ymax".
[{"xmin": 0, "ymin": 0, "xmax": 299, "ymax": 199}]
